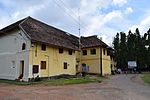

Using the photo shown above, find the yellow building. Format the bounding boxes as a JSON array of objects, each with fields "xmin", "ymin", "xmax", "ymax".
[
  {"xmin": 0, "ymin": 17, "xmax": 115, "ymax": 81},
  {"xmin": 0, "ymin": 17, "xmax": 78, "ymax": 81},
  {"xmin": 80, "ymin": 36, "xmax": 113, "ymax": 76}
]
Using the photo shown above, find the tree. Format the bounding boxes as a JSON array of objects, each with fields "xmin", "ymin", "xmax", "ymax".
[
  {"xmin": 119, "ymin": 32, "xmax": 127, "ymax": 69},
  {"xmin": 113, "ymin": 28, "xmax": 150, "ymax": 71},
  {"xmin": 146, "ymin": 29, "xmax": 150, "ymax": 70},
  {"xmin": 127, "ymin": 30, "xmax": 136, "ymax": 60},
  {"xmin": 113, "ymin": 33, "xmax": 120, "ymax": 68}
]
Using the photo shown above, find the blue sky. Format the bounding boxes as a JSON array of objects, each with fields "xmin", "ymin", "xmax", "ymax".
[{"xmin": 0, "ymin": 0, "xmax": 150, "ymax": 46}]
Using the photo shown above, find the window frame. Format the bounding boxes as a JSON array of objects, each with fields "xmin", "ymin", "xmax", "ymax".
[
  {"xmin": 33, "ymin": 65, "xmax": 39, "ymax": 74},
  {"xmin": 82, "ymin": 50, "xmax": 87, "ymax": 55},
  {"xmin": 59, "ymin": 48, "xmax": 63, "ymax": 53},
  {"xmin": 41, "ymin": 44, "xmax": 46, "ymax": 51},
  {"xmin": 22, "ymin": 43, "xmax": 26, "ymax": 50},
  {"xmin": 68, "ymin": 50, "xmax": 72, "ymax": 55},
  {"xmin": 41, "ymin": 61, "xmax": 46, "ymax": 69},
  {"xmin": 64, "ymin": 62, "xmax": 67, "ymax": 69},
  {"xmin": 107, "ymin": 50, "xmax": 110, "ymax": 56},
  {"xmin": 103, "ymin": 49, "xmax": 105, "ymax": 55},
  {"xmin": 90, "ymin": 48, "xmax": 96, "ymax": 55}
]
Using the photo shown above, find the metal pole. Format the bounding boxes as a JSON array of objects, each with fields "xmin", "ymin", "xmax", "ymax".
[{"xmin": 78, "ymin": 8, "xmax": 82, "ymax": 74}]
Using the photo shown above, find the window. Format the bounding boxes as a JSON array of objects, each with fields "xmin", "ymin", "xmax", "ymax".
[
  {"xmin": 41, "ymin": 44, "xmax": 46, "ymax": 51},
  {"xmin": 64, "ymin": 62, "xmax": 67, "ymax": 69},
  {"xmin": 107, "ymin": 50, "xmax": 110, "ymax": 56},
  {"xmin": 90, "ymin": 49, "xmax": 96, "ymax": 55},
  {"xmin": 12, "ymin": 61, "xmax": 15, "ymax": 68},
  {"xmin": 33, "ymin": 65, "xmax": 39, "ymax": 74},
  {"xmin": 82, "ymin": 50, "xmax": 87, "ymax": 55},
  {"xmin": 59, "ymin": 48, "xmax": 63, "ymax": 53},
  {"xmin": 110, "ymin": 56, "xmax": 112, "ymax": 60},
  {"xmin": 41, "ymin": 61, "xmax": 46, "ymax": 69},
  {"xmin": 22, "ymin": 43, "xmax": 26, "ymax": 50},
  {"xmin": 68, "ymin": 50, "xmax": 72, "ymax": 55},
  {"xmin": 103, "ymin": 49, "xmax": 105, "ymax": 55}
]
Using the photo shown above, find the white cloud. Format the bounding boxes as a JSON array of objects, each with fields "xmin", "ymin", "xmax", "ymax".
[
  {"xmin": 82, "ymin": 10, "xmax": 123, "ymax": 44},
  {"xmin": 1, "ymin": 0, "xmax": 148, "ymax": 46},
  {"xmin": 112, "ymin": 0, "xmax": 127, "ymax": 7},
  {"xmin": 130, "ymin": 15, "xmax": 150, "ymax": 34},
  {"xmin": 0, "ymin": 0, "xmax": 48, "ymax": 28},
  {"xmin": 80, "ymin": 0, "xmax": 111, "ymax": 17},
  {"xmin": 125, "ymin": 7, "xmax": 133, "ymax": 14}
]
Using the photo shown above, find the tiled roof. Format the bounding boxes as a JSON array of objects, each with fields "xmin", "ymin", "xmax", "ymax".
[
  {"xmin": 20, "ymin": 17, "xmax": 79, "ymax": 50},
  {"xmin": 0, "ymin": 17, "xmax": 79, "ymax": 50},
  {"xmin": 0, "ymin": 16, "xmax": 110, "ymax": 50},
  {"xmin": 80, "ymin": 35, "xmax": 109, "ymax": 48},
  {"xmin": 0, "ymin": 18, "xmax": 26, "ymax": 33}
]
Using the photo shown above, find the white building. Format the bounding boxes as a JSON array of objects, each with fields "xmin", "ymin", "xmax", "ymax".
[{"xmin": 0, "ymin": 27, "xmax": 31, "ymax": 81}]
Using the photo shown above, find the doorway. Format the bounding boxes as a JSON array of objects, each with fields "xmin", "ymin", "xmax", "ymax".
[{"xmin": 19, "ymin": 60, "xmax": 24, "ymax": 79}]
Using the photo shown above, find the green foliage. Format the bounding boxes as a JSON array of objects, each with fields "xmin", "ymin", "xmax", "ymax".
[
  {"xmin": 0, "ymin": 76, "xmax": 105, "ymax": 86},
  {"xmin": 38, "ymin": 77, "xmax": 103, "ymax": 86},
  {"xmin": 141, "ymin": 73, "xmax": 150, "ymax": 85},
  {"xmin": 113, "ymin": 28, "xmax": 150, "ymax": 71},
  {"xmin": 0, "ymin": 79, "xmax": 31, "ymax": 85}
]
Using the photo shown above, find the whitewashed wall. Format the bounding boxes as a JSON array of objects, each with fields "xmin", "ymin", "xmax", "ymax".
[{"xmin": 0, "ymin": 29, "xmax": 31, "ymax": 81}]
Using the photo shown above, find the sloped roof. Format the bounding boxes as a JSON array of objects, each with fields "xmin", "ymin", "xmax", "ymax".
[
  {"xmin": 20, "ymin": 17, "xmax": 79, "ymax": 50},
  {"xmin": 0, "ymin": 17, "xmax": 79, "ymax": 50},
  {"xmin": 0, "ymin": 16, "xmax": 110, "ymax": 50},
  {"xmin": 0, "ymin": 18, "xmax": 26, "ymax": 33},
  {"xmin": 80, "ymin": 35, "xmax": 109, "ymax": 48}
]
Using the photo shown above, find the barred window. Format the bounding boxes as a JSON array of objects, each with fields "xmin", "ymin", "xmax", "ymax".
[
  {"xmin": 82, "ymin": 50, "xmax": 87, "ymax": 55},
  {"xmin": 68, "ymin": 50, "xmax": 72, "ymax": 55},
  {"xmin": 90, "ymin": 49, "xmax": 96, "ymax": 55},
  {"xmin": 59, "ymin": 48, "xmax": 63, "ymax": 53},
  {"xmin": 41, "ymin": 44, "xmax": 46, "ymax": 51},
  {"xmin": 41, "ymin": 61, "xmax": 46, "ymax": 69},
  {"xmin": 33, "ymin": 65, "xmax": 39, "ymax": 74},
  {"xmin": 64, "ymin": 62, "xmax": 67, "ymax": 69}
]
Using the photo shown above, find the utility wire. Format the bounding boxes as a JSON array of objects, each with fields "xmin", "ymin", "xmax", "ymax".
[
  {"xmin": 53, "ymin": 0, "xmax": 90, "ymax": 35},
  {"xmin": 58, "ymin": 0, "xmax": 90, "ymax": 33},
  {"xmin": 52, "ymin": 0, "xmax": 78, "ymax": 25}
]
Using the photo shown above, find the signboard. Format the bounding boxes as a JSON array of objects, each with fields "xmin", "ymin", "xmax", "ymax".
[{"xmin": 128, "ymin": 61, "xmax": 137, "ymax": 68}]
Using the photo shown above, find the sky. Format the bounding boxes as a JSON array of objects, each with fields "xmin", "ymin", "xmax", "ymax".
[{"xmin": 0, "ymin": 0, "xmax": 150, "ymax": 46}]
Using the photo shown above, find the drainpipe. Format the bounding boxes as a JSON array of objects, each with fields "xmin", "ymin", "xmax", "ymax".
[{"xmin": 100, "ymin": 47, "xmax": 103, "ymax": 76}]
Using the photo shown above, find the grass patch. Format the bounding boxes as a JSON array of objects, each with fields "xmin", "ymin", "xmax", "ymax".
[
  {"xmin": 0, "ymin": 76, "xmax": 105, "ymax": 86},
  {"xmin": 0, "ymin": 79, "xmax": 31, "ymax": 86},
  {"xmin": 141, "ymin": 73, "xmax": 150, "ymax": 85},
  {"xmin": 38, "ymin": 77, "xmax": 104, "ymax": 86}
]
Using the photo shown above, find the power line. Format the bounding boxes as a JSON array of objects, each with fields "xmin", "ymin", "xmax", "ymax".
[
  {"xmin": 52, "ymin": 0, "xmax": 90, "ymax": 35},
  {"xmin": 58, "ymin": 0, "xmax": 90, "ymax": 34},
  {"xmin": 52, "ymin": 0, "xmax": 78, "ymax": 25}
]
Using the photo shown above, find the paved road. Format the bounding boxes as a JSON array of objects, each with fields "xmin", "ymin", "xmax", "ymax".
[
  {"xmin": 0, "ymin": 74, "xmax": 149, "ymax": 100},
  {"xmin": 103, "ymin": 74, "xmax": 150, "ymax": 100}
]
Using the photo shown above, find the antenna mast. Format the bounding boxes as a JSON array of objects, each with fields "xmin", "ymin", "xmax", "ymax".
[{"xmin": 78, "ymin": 7, "xmax": 81, "ymax": 51}]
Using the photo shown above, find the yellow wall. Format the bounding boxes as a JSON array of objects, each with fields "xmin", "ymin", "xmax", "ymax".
[
  {"xmin": 81, "ymin": 47, "xmax": 100, "ymax": 74},
  {"xmin": 75, "ymin": 51, "xmax": 80, "ymax": 73},
  {"xmin": 80, "ymin": 47, "xmax": 111, "ymax": 75},
  {"xmin": 102, "ymin": 48, "xmax": 111, "ymax": 75},
  {"xmin": 110, "ymin": 57, "xmax": 116, "ymax": 71},
  {"xmin": 29, "ymin": 43, "xmax": 112, "ymax": 78},
  {"xmin": 29, "ymin": 43, "xmax": 76, "ymax": 78}
]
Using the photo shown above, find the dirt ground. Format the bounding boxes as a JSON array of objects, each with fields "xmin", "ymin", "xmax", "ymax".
[{"xmin": 0, "ymin": 74, "xmax": 150, "ymax": 100}]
